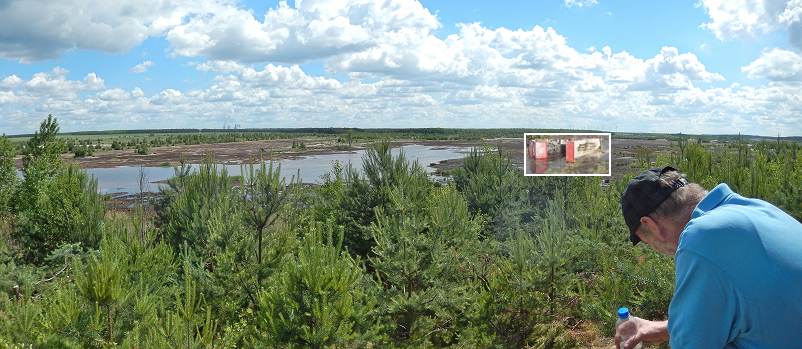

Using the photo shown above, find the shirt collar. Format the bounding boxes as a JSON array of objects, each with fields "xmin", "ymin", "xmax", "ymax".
[{"xmin": 691, "ymin": 183, "xmax": 734, "ymax": 219}]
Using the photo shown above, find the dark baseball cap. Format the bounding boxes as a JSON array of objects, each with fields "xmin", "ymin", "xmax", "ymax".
[{"xmin": 620, "ymin": 166, "xmax": 688, "ymax": 245}]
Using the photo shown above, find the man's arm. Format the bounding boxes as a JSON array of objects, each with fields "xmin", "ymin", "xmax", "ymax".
[{"xmin": 615, "ymin": 318, "xmax": 669, "ymax": 349}]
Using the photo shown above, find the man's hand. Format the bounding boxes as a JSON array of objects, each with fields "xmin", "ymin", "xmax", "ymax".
[{"xmin": 614, "ymin": 317, "xmax": 669, "ymax": 349}]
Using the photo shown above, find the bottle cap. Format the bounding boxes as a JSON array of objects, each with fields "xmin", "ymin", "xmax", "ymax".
[{"xmin": 617, "ymin": 307, "xmax": 630, "ymax": 319}]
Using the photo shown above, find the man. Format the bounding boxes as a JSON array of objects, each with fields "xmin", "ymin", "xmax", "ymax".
[{"xmin": 616, "ymin": 166, "xmax": 802, "ymax": 349}]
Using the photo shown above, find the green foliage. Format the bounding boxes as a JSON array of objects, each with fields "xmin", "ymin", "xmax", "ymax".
[
  {"xmin": 72, "ymin": 145, "xmax": 94, "ymax": 158},
  {"xmin": 474, "ymin": 201, "xmax": 582, "ymax": 349},
  {"xmin": 22, "ymin": 114, "xmax": 64, "ymax": 170},
  {"xmin": 149, "ymin": 258, "xmax": 217, "ymax": 349},
  {"xmin": 10, "ymin": 117, "xmax": 106, "ymax": 264},
  {"xmin": 369, "ymin": 184, "xmax": 488, "ymax": 346},
  {"xmin": 135, "ymin": 143, "xmax": 150, "ymax": 155},
  {"xmin": 316, "ymin": 142, "xmax": 432, "ymax": 260},
  {"xmin": 242, "ymin": 160, "xmax": 296, "ymax": 283},
  {"xmin": 452, "ymin": 147, "xmax": 526, "ymax": 240},
  {"xmin": 251, "ymin": 220, "xmax": 379, "ymax": 348},
  {"xmin": 290, "ymin": 140, "xmax": 306, "ymax": 149},
  {"xmin": 14, "ymin": 166, "xmax": 105, "ymax": 263},
  {"xmin": 18, "ymin": 115, "xmax": 65, "ymax": 214},
  {"xmin": 2, "ymin": 118, "xmax": 800, "ymax": 348},
  {"xmin": 0, "ymin": 135, "xmax": 16, "ymax": 214},
  {"xmin": 157, "ymin": 161, "xmax": 239, "ymax": 255},
  {"xmin": 0, "ymin": 221, "xmax": 181, "ymax": 347},
  {"xmin": 666, "ymin": 137, "xmax": 802, "ymax": 219},
  {"xmin": 526, "ymin": 322, "xmax": 582, "ymax": 349},
  {"xmin": 75, "ymin": 237, "xmax": 125, "ymax": 344}
]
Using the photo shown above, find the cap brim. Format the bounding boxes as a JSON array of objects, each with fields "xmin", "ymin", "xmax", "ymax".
[{"xmin": 629, "ymin": 230, "xmax": 641, "ymax": 245}]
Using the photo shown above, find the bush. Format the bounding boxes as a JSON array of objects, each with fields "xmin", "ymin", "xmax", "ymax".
[
  {"xmin": 11, "ymin": 117, "xmax": 105, "ymax": 264},
  {"xmin": 452, "ymin": 147, "xmax": 527, "ymax": 240},
  {"xmin": 14, "ymin": 166, "xmax": 105, "ymax": 264},
  {"xmin": 72, "ymin": 145, "xmax": 94, "ymax": 158},
  {"xmin": 339, "ymin": 142, "xmax": 431, "ymax": 259},
  {"xmin": 135, "ymin": 143, "xmax": 150, "ymax": 155},
  {"xmin": 250, "ymin": 221, "xmax": 381, "ymax": 347},
  {"xmin": 368, "ymin": 184, "xmax": 490, "ymax": 346}
]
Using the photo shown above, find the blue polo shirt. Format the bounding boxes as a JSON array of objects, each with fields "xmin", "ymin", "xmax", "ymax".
[{"xmin": 668, "ymin": 183, "xmax": 802, "ymax": 348}]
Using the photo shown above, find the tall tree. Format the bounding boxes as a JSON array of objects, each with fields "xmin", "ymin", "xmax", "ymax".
[
  {"xmin": 18, "ymin": 115, "xmax": 65, "ymax": 212},
  {"xmin": 12, "ymin": 115, "xmax": 104, "ymax": 262},
  {"xmin": 242, "ymin": 158, "xmax": 295, "ymax": 284}
]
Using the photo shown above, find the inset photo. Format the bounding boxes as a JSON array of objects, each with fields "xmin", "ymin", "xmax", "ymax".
[{"xmin": 524, "ymin": 133, "xmax": 611, "ymax": 176}]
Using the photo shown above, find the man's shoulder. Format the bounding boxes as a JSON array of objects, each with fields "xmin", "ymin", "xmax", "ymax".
[
  {"xmin": 683, "ymin": 193, "xmax": 799, "ymax": 241},
  {"xmin": 678, "ymin": 195, "xmax": 802, "ymax": 269},
  {"xmin": 678, "ymin": 203, "xmax": 762, "ymax": 255}
]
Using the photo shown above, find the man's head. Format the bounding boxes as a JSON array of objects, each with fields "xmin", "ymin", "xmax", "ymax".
[{"xmin": 620, "ymin": 166, "xmax": 707, "ymax": 256}]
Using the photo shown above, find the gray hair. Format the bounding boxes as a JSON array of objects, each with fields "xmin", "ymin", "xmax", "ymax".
[{"xmin": 637, "ymin": 170, "xmax": 707, "ymax": 234}]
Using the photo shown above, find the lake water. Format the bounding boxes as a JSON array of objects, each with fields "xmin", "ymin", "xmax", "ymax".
[{"xmin": 86, "ymin": 144, "xmax": 471, "ymax": 194}]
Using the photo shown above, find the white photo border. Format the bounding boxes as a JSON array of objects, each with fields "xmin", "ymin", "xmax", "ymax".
[{"xmin": 522, "ymin": 132, "xmax": 612, "ymax": 177}]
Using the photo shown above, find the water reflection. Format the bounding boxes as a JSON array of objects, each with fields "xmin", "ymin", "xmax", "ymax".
[
  {"xmin": 531, "ymin": 159, "xmax": 548, "ymax": 174},
  {"xmin": 525, "ymin": 153, "xmax": 608, "ymax": 175}
]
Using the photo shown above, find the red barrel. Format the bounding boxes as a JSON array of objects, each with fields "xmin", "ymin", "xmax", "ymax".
[{"xmin": 566, "ymin": 140, "xmax": 575, "ymax": 162}]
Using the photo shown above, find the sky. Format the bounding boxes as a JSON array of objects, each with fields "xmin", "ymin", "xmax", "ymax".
[{"xmin": 0, "ymin": 0, "xmax": 801, "ymax": 136}]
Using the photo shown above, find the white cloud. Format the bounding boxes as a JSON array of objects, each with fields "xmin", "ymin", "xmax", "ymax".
[
  {"xmin": 0, "ymin": 0, "xmax": 225, "ymax": 62},
  {"xmin": 166, "ymin": 0, "xmax": 439, "ymax": 63},
  {"xmin": 781, "ymin": 0, "xmax": 802, "ymax": 47},
  {"xmin": 330, "ymin": 23, "xmax": 722, "ymax": 102},
  {"xmin": 197, "ymin": 61, "xmax": 342, "ymax": 90},
  {"xmin": 16, "ymin": 67, "xmax": 105, "ymax": 98},
  {"xmin": 196, "ymin": 60, "xmax": 245, "ymax": 73},
  {"xmin": 97, "ymin": 88, "xmax": 131, "ymax": 101},
  {"xmin": 742, "ymin": 48, "xmax": 802, "ymax": 80},
  {"xmin": 0, "ymin": 75, "xmax": 23, "ymax": 89},
  {"xmin": 130, "ymin": 60, "xmax": 154, "ymax": 73},
  {"xmin": 83, "ymin": 73, "xmax": 105, "ymax": 90},
  {"xmin": 444, "ymin": 85, "xmax": 511, "ymax": 105},
  {"xmin": 151, "ymin": 88, "xmax": 184, "ymax": 105},
  {"xmin": 700, "ymin": 0, "xmax": 802, "ymax": 48},
  {"xmin": 0, "ymin": 1, "xmax": 800, "ymax": 135},
  {"xmin": 132, "ymin": 87, "xmax": 145, "ymax": 98},
  {"xmin": 4, "ymin": 47, "xmax": 799, "ymax": 136},
  {"xmin": 628, "ymin": 46, "xmax": 724, "ymax": 92},
  {"xmin": 699, "ymin": 0, "xmax": 779, "ymax": 39},
  {"xmin": 564, "ymin": 0, "xmax": 599, "ymax": 8},
  {"xmin": 330, "ymin": 23, "xmax": 595, "ymax": 87}
]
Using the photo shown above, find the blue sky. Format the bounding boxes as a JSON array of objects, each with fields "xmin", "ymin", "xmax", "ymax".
[{"xmin": 0, "ymin": 0, "xmax": 801, "ymax": 135}]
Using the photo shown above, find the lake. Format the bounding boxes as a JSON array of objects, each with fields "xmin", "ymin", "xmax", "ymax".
[{"xmin": 86, "ymin": 144, "xmax": 471, "ymax": 194}]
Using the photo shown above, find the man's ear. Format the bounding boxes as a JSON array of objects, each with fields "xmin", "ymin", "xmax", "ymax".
[{"xmin": 639, "ymin": 216, "xmax": 658, "ymax": 240}]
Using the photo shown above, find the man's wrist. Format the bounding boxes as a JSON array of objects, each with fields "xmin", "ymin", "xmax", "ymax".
[{"xmin": 644, "ymin": 320, "xmax": 669, "ymax": 343}]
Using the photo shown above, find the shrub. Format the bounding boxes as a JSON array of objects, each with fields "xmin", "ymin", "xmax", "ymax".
[
  {"xmin": 72, "ymin": 145, "xmax": 94, "ymax": 158},
  {"xmin": 136, "ymin": 143, "xmax": 150, "ymax": 155},
  {"xmin": 250, "ymin": 221, "xmax": 380, "ymax": 347}
]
